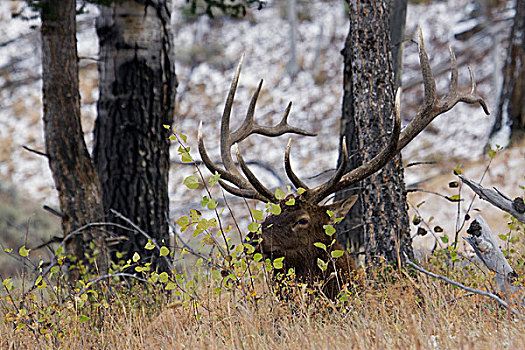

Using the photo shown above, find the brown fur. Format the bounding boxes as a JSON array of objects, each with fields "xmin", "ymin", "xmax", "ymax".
[{"xmin": 249, "ymin": 195, "xmax": 358, "ymax": 299}]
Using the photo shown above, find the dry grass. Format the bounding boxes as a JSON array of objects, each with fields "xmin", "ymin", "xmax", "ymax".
[{"xmin": 2, "ymin": 258, "xmax": 525, "ymax": 350}]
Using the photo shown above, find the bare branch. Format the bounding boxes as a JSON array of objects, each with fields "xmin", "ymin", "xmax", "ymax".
[{"xmin": 458, "ymin": 175, "xmax": 525, "ymax": 223}]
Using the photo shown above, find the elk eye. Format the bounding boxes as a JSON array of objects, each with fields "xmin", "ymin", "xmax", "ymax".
[{"xmin": 294, "ymin": 218, "xmax": 309, "ymax": 227}]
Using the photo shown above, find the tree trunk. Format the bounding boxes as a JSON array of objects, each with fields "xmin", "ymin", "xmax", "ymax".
[
  {"xmin": 40, "ymin": 0, "xmax": 108, "ymax": 273},
  {"xmin": 390, "ymin": 0, "xmax": 407, "ymax": 90},
  {"xmin": 489, "ymin": 0, "xmax": 524, "ymax": 145},
  {"xmin": 335, "ymin": 0, "xmax": 412, "ymax": 266},
  {"xmin": 94, "ymin": 0, "xmax": 177, "ymax": 266}
]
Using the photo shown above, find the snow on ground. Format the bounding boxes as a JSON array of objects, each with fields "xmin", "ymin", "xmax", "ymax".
[{"xmin": 0, "ymin": 0, "xmax": 522, "ymax": 248}]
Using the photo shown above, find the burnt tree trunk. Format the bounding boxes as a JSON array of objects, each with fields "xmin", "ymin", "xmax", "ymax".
[
  {"xmin": 489, "ymin": 0, "xmax": 524, "ymax": 144},
  {"xmin": 40, "ymin": 0, "xmax": 108, "ymax": 273},
  {"xmin": 94, "ymin": 0, "xmax": 177, "ymax": 266},
  {"xmin": 335, "ymin": 0, "xmax": 412, "ymax": 266},
  {"xmin": 390, "ymin": 0, "xmax": 407, "ymax": 90}
]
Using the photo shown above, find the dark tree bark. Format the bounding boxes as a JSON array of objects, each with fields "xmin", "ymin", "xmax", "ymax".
[
  {"xmin": 390, "ymin": 0, "xmax": 407, "ymax": 89},
  {"xmin": 489, "ymin": 0, "xmax": 524, "ymax": 144},
  {"xmin": 40, "ymin": 0, "xmax": 108, "ymax": 273},
  {"xmin": 335, "ymin": 0, "xmax": 412, "ymax": 266},
  {"xmin": 94, "ymin": 0, "xmax": 177, "ymax": 265}
]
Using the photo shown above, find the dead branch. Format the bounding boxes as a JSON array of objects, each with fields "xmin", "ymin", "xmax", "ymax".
[
  {"xmin": 463, "ymin": 216, "xmax": 524, "ymax": 300},
  {"xmin": 458, "ymin": 175, "xmax": 525, "ymax": 223}
]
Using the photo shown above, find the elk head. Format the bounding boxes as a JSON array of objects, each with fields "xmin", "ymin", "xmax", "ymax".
[{"xmin": 198, "ymin": 29, "xmax": 489, "ymax": 298}]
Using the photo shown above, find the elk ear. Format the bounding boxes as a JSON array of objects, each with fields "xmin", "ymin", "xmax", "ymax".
[{"xmin": 322, "ymin": 195, "xmax": 358, "ymax": 220}]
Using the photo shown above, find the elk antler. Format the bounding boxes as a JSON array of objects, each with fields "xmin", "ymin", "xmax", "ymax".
[
  {"xmin": 294, "ymin": 27, "xmax": 490, "ymax": 203},
  {"xmin": 198, "ymin": 55, "xmax": 316, "ymax": 202}
]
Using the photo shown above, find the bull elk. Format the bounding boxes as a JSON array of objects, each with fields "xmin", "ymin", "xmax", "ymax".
[{"xmin": 198, "ymin": 29, "xmax": 489, "ymax": 299}]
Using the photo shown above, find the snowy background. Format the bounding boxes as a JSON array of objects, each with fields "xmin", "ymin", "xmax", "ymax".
[{"xmin": 0, "ymin": 0, "xmax": 523, "ymax": 251}]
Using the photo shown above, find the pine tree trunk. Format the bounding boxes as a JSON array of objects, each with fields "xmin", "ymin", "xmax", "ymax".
[
  {"xmin": 335, "ymin": 0, "xmax": 412, "ymax": 266},
  {"xmin": 489, "ymin": 0, "xmax": 524, "ymax": 143},
  {"xmin": 40, "ymin": 0, "xmax": 108, "ymax": 273},
  {"xmin": 94, "ymin": 0, "xmax": 177, "ymax": 265},
  {"xmin": 390, "ymin": 0, "xmax": 407, "ymax": 90}
]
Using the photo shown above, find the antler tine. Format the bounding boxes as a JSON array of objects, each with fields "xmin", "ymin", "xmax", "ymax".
[
  {"xmin": 306, "ymin": 89, "xmax": 402, "ymax": 202},
  {"xmin": 446, "ymin": 46, "xmax": 458, "ymax": 98},
  {"xmin": 285, "ymin": 138, "xmax": 310, "ymax": 190},
  {"xmin": 306, "ymin": 136, "xmax": 349, "ymax": 203},
  {"xmin": 198, "ymin": 121, "xmax": 247, "ymax": 188},
  {"xmin": 234, "ymin": 144, "xmax": 276, "ymax": 202},
  {"xmin": 220, "ymin": 55, "xmax": 245, "ymax": 176},
  {"xmin": 199, "ymin": 55, "xmax": 317, "ymax": 203},
  {"xmin": 231, "ymin": 100, "xmax": 317, "ymax": 143},
  {"xmin": 217, "ymin": 180, "xmax": 268, "ymax": 201},
  {"xmin": 229, "ymin": 79, "xmax": 264, "ymax": 143},
  {"xmin": 398, "ymin": 30, "xmax": 489, "ymax": 151},
  {"xmin": 304, "ymin": 29, "xmax": 491, "ymax": 203},
  {"xmin": 418, "ymin": 27, "xmax": 437, "ymax": 107},
  {"xmin": 468, "ymin": 66, "xmax": 476, "ymax": 94}
]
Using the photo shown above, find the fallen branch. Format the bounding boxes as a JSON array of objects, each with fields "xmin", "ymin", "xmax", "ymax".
[
  {"xmin": 463, "ymin": 216, "xmax": 524, "ymax": 298},
  {"xmin": 458, "ymin": 175, "xmax": 525, "ymax": 223}
]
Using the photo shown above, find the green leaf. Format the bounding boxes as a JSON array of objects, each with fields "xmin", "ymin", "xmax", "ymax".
[
  {"xmin": 132, "ymin": 252, "xmax": 140, "ymax": 262},
  {"xmin": 180, "ymin": 134, "xmax": 188, "ymax": 143},
  {"xmin": 183, "ymin": 175, "xmax": 200, "ymax": 189},
  {"xmin": 176, "ymin": 216, "xmax": 189, "ymax": 227},
  {"xmin": 165, "ymin": 282, "xmax": 177, "ymax": 290},
  {"xmin": 323, "ymin": 225, "xmax": 336, "ymax": 236},
  {"xmin": 181, "ymin": 152, "xmax": 193, "ymax": 163},
  {"xmin": 285, "ymin": 197, "xmax": 295, "ymax": 206},
  {"xmin": 253, "ymin": 253, "xmax": 263, "ymax": 262},
  {"xmin": 160, "ymin": 246, "xmax": 170, "ymax": 257},
  {"xmin": 248, "ymin": 222, "xmax": 260, "ymax": 233},
  {"xmin": 317, "ymin": 258, "xmax": 327, "ymax": 272},
  {"xmin": 326, "ymin": 210, "xmax": 335, "ymax": 218},
  {"xmin": 275, "ymin": 188, "xmax": 285, "ymax": 200},
  {"xmin": 169, "ymin": 135, "xmax": 176, "ymax": 141},
  {"xmin": 251, "ymin": 209, "xmax": 264, "ymax": 221},
  {"xmin": 488, "ymin": 149, "xmax": 496, "ymax": 159},
  {"xmin": 159, "ymin": 272, "xmax": 169, "ymax": 283},
  {"xmin": 498, "ymin": 234, "xmax": 508, "ymax": 241},
  {"xmin": 273, "ymin": 257, "xmax": 285, "ymax": 269},
  {"xmin": 297, "ymin": 187, "xmax": 306, "ymax": 195},
  {"xmin": 208, "ymin": 173, "xmax": 221, "ymax": 187},
  {"xmin": 243, "ymin": 243, "xmax": 255, "ymax": 254},
  {"xmin": 144, "ymin": 241, "xmax": 155, "ymax": 250},
  {"xmin": 19, "ymin": 245, "xmax": 30, "ymax": 257},
  {"xmin": 450, "ymin": 251, "xmax": 459, "ymax": 262},
  {"xmin": 441, "ymin": 235, "xmax": 449, "ymax": 243},
  {"xmin": 448, "ymin": 195, "xmax": 461, "ymax": 202},
  {"xmin": 163, "ymin": 124, "xmax": 171, "ymax": 129},
  {"xmin": 35, "ymin": 275, "xmax": 43, "ymax": 286},
  {"xmin": 331, "ymin": 250, "xmax": 345, "ymax": 258},
  {"xmin": 314, "ymin": 242, "xmax": 327, "ymax": 251},
  {"xmin": 270, "ymin": 203, "xmax": 281, "ymax": 215},
  {"xmin": 453, "ymin": 163, "xmax": 462, "ymax": 175},
  {"xmin": 207, "ymin": 198, "xmax": 218, "ymax": 210},
  {"xmin": 78, "ymin": 315, "xmax": 90, "ymax": 323}
]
